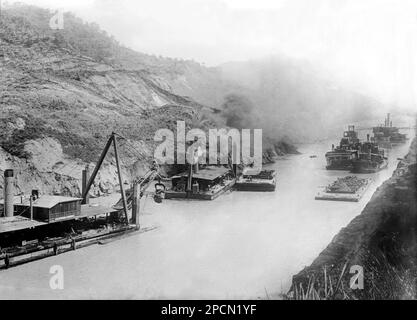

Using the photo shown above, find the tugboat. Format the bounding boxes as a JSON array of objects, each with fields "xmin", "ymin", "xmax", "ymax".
[
  {"xmin": 235, "ymin": 169, "xmax": 277, "ymax": 191},
  {"xmin": 325, "ymin": 125, "xmax": 360, "ymax": 170},
  {"xmin": 351, "ymin": 141, "xmax": 388, "ymax": 173},
  {"xmin": 372, "ymin": 113, "xmax": 407, "ymax": 148}
]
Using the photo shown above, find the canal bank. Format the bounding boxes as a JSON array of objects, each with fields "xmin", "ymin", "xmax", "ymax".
[{"xmin": 290, "ymin": 136, "xmax": 417, "ymax": 299}]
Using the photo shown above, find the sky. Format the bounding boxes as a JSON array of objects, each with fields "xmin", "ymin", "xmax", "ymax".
[{"xmin": 3, "ymin": 0, "xmax": 417, "ymax": 110}]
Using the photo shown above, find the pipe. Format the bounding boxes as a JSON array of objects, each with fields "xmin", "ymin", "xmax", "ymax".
[
  {"xmin": 132, "ymin": 183, "xmax": 140, "ymax": 228},
  {"xmin": 4, "ymin": 169, "xmax": 14, "ymax": 217},
  {"xmin": 81, "ymin": 165, "xmax": 90, "ymax": 204},
  {"xmin": 30, "ymin": 195, "xmax": 33, "ymax": 221},
  {"xmin": 187, "ymin": 163, "xmax": 193, "ymax": 194},
  {"xmin": 232, "ymin": 142, "xmax": 238, "ymax": 177}
]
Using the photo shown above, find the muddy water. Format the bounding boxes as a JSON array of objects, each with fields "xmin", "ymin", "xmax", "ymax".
[{"xmin": 0, "ymin": 130, "xmax": 413, "ymax": 299}]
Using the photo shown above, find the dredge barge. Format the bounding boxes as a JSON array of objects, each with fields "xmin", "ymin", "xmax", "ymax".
[
  {"xmin": 372, "ymin": 113, "xmax": 407, "ymax": 148},
  {"xmin": 325, "ymin": 123, "xmax": 389, "ymax": 174},
  {"xmin": 0, "ymin": 133, "xmax": 161, "ymax": 269},
  {"xmin": 351, "ymin": 141, "xmax": 388, "ymax": 173},
  {"xmin": 165, "ymin": 166, "xmax": 236, "ymax": 200}
]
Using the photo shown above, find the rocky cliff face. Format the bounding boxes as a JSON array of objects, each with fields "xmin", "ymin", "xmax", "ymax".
[{"xmin": 290, "ymin": 136, "xmax": 417, "ymax": 299}]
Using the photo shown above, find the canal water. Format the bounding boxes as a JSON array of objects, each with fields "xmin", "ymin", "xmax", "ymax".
[{"xmin": 0, "ymin": 130, "xmax": 413, "ymax": 299}]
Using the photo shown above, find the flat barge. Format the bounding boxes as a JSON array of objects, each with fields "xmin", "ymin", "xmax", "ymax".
[
  {"xmin": 315, "ymin": 176, "xmax": 372, "ymax": 202},
  {"xmin": 235, "ymin": 170, "xmax": 276, "ymax": 191},
  {"xmin": 165, "ymin": 166, "xmax": 236, "ymax": 200}
]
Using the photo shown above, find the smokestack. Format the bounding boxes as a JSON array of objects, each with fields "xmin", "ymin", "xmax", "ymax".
[
  {"xmin": 187, "ymin": 164, "xmax": 193, "ymax": 194},
  {"xmin": 31, "ymin": 189, "xmax": 39, "ymax": 199},
  {"xmin": 367, "ymin": 134, "xmax": 370, "ymax": 142},
  {"xmin": 4, "ymin": 169, "xmax": 14, "ymax": 217},
  {"xmin": 131, "ymin": 183, "xmax": 140, "ymax": 227},
  {"xmin": 81, "ymin": 165, "xmax": 90, "ymax": 204},
  {"xmin": 387, "ymin": 113, "xmax": 390, "ymax": 127},
  {"xmin": 232, "ymin": 142, "xmax": 238, "ymax": 177},
  {"xmin": 193, "ymin": 141, "xmax": 200, "ymax": 174}
]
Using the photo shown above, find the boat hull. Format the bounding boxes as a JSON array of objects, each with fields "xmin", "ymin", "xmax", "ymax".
[
  {"xmin": 325, "ymin": 162, "xmax": 353, "ymax": 170},
  {"xmin": 351, "ymin": 159, "xmax": 388, "ymax": 173},
  {"xmin": 165, "ymin": 179, "xmax": 236, "ymax": 200},
  {"xmin": 325, "ymin": 151, "xmax": 356, "ymax": 171},
  {"xmin": 235, "ymin": 182, "xmax": 276, "ymax": 192}
]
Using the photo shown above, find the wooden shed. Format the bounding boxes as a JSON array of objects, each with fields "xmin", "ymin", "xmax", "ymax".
[{"xmin": 13, "ymin": 195, "xmax": 82, "ymax": 223}]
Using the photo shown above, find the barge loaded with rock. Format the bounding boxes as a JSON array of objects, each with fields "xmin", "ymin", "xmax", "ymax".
[
  {"xmin": 315, "ymin": 176, "xmax": 371, "ymax": 202},
  {"xmin": 289, "ymin": 135, "xmax": 417, "ymax": 300}
]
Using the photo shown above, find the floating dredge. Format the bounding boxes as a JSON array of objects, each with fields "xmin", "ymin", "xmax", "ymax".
[
  {"xmin": 351, "ymin": 141, "xmax": 387, "ymax": 173},
  {"xmin": 164, "ymin": 142, "xmax": 277, "ymax": 199},
  {"xmin": 164, "ymin": 166, "xmax": 236, "ymax": 200},
  {"xmin": 325, "ymin": 124, "xmax": 388, "ymax": 174},
  {"xmin": 0, "ymin": 132, "xmax": 162, "ymax": 269},
  {"xmin": 315, "ymin": 176, "xmax": 371, "ymax": 202},
  {"xmin": 372, "ymin": 113, "xmax": 407, "ymax": 148},
  {"xmin": 325, "ymin": 125, "xmax": 360, "ymax": 171}
]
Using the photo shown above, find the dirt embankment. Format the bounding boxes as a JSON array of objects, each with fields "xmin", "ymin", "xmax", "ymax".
[{"xmin": 289, "ymin": 137, "xmax": 417, "ymax": 300}]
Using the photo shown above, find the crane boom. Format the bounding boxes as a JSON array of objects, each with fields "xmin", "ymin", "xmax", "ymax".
[{"xmin": 81, "ymin": 132, "xmax": 129, "ymax": 224}]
